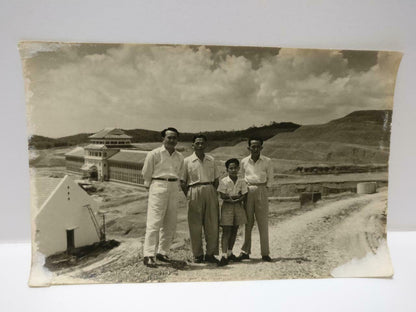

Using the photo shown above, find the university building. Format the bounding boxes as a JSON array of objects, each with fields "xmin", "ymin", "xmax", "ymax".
[{"xmin": 65, "ymin": 128, "xmax": 147, "ymax": 185}]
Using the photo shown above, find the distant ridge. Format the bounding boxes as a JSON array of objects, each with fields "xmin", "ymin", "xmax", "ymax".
[
  {"xmin": 29, "ymin": 122, "xmax": 300, "ymax": 150},
  {"xmin": 211, "ymin": 110, "xmax": 392, "ymax": 164}
]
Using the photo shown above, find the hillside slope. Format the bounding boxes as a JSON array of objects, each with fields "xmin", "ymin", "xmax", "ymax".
[
  {"xmin": 211, "ymin": 110, "xmax": 392, "ymax": 164},
  {"xmin": 269, "ymin": 110, "xmax": 391, "ymax": 147}
]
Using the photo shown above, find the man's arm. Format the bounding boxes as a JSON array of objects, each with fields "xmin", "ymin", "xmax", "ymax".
[
  {"xmin": 180, "ymin": 158, "xmax": 188, "ymax": 195},
  {"xmin": 142, "ymin": 152, "xmax": 154, "ymax": 188},
  {"xmin": 240, "ymin": 158, "xmax": 246, "ymax": 180},
  {"xmin": 266, "ymin": 158, "xmax": 274, "ymax": 188},
  {"xmin": 213, "ymin": 177, "xmax": 219, "ymax": 190},
  {"xmin": 212, "ymin": 158, "xmax": 220, "ymax": 189}
]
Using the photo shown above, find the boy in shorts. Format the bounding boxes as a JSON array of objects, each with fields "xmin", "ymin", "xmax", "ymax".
[{"xmin": 217, "ymin": 158, "xmax": 248, "ymax": 266}]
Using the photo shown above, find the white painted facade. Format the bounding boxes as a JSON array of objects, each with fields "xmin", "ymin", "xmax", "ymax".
[{"xmin": 35, "ymin": 175, "xmax": 100, "ymax": 256}]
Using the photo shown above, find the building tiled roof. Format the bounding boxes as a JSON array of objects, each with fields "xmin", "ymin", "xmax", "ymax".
[
  {"xmin": 108, "ymin": 149, "xmax": 148, "ymax": 164},
  {"xmin": 64, "ymin": 146, "xmax": 85, "ymax": 157},
  {"xmin": 84, "ymin": 144, "xmax": 108, "ymax": 150},
  {"xmin": 88, "ymin": 128, "xmax": 132, "ymax": 139}
]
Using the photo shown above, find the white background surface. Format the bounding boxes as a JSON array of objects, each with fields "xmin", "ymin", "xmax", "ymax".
[
  {"xmin": 1, "ymin": 232, "xmax": 415, "ymax": 312},
  {"xmin": 0, "ymin": 1, "xmax": 415, "ymax": 311}
]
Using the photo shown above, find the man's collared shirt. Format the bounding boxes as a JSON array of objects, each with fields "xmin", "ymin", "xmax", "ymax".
[
  {"xmin": 183, "ymin": 152, "xmax": 219, "ymax": 186},
  {"xmin": 217, "ymin": 176, "xmax": 248, "ymax": 197},
  {"xmin": 142, "ymin": 145, "xmax": 184, "ymax": 187},
  {"xmin": 240, "ymin": 154, "xmax": 274, "ymax": 188}
]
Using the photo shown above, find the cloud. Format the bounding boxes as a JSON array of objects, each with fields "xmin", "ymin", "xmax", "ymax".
[
  {"xmin": 24, "ymin": 44, "xmax": 401, "ymax": 137},
  {"xmin": 254, "ymin": 48, "xmax": 400, "ymax": 124}
]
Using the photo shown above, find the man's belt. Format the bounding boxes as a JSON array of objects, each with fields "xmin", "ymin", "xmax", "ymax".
[
  {"xmin": 189, "ymin": 182, "xmax": 214, "ymax": 187},
  {"xmin": 247, "ymin": 182, "xmax": 267, "ymax": 186},
  {"xmin": 152, "ymin": 177, "xmax": 178, "ymax": 182}
]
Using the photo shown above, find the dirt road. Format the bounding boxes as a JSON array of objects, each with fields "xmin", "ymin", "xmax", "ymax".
[
  {"xmin": 165, "ymin": 189, "xmax": 388, "ymax": 282},
  {"xmin": 50, "ymin": 189, "xmax": 389, "ymax": 284}
]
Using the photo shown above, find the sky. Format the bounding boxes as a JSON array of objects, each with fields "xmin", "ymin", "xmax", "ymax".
[{"xmin": 20, "ymin": 42, "xmax": 402, "ymax": 138}]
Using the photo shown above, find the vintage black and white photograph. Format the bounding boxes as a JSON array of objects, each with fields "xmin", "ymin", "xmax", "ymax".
[{"xmin": 19, "ymin": 42, "xmax": 401, "ymax": 286}]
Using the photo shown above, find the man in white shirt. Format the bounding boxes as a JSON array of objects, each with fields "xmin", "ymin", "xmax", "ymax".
[
  {"xmin": 141, "ymin": 127, "xmax": 185, "ymax": 268},
  {"xmin": 238, "ymin": 137, "xmax": 273, "ymax": 262},
  {"xmin": 182, "ymin": 134, "xmax": 220, "ymax": 264}
]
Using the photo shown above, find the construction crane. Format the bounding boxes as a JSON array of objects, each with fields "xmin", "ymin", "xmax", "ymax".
[{"xmin": 84, "ymin": 204, "xmax": 106, "ymax": 241}]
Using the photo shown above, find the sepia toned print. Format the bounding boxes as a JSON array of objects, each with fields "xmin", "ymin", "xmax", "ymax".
[{"xmin": 19, "ymin": 42, "xmax": 402, "ymax": 286}]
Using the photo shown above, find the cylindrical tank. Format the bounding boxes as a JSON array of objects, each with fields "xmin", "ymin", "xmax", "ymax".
[{"xmin": 357, "ymin": 182, "xmax": 377, "ymax": 194}]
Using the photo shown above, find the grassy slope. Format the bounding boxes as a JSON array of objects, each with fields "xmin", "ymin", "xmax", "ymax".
[{"xmin": 211, "ymin": 110, "xmax": 392, "ymax": 164}]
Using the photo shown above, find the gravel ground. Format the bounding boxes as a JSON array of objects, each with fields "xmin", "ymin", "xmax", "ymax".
[
  {"xmin": 48, "ymin": 188, "xmax": 390, "ymax": 285},
  {"xmin": 166, "ymin": 189, "xmax": 388, "ymax": 282}
]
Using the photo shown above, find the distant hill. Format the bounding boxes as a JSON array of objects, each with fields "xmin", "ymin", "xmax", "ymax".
[
  {"xmin": 211, "ymin": 110, "xmax": 392, "ymax": 164},
  {"xmin": 28, "ymin": 122, "xmax": 300, "ymax": 150},
  {"xmin": 124, "ymin": 129, "xmax": 163, "ymax": 142},
  {"xmin": 268, "ymin": 110, "xmax": 392, "ymax": 146},
  {"xmin": 29, "ymin": 133, "xmax": 92, "ymax": 149}
]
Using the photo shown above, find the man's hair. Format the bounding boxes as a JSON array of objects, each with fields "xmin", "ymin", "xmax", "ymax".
[
  {"xmin": 248, "ymin": 137, "xmax": 263, "ymax": 146},
  {"xmin": 192, "ymin": 134, "xmax": 207, "ymax": 143},
  {"xmin": 225, "ymin": 158, "xmax": 240, "ymax": 169},
  {"xmin": 161, "ymin": 127, "xmax": 180, "ymax": 138}
]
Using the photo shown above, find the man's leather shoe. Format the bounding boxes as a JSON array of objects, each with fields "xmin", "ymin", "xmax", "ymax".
[
  {"xmin": 156, "ymin": 253, "xmax": 171, "ymax": 263},
  {"xmin": 262, "ymin": 255, "xmax": 272, "ymax": 262},
  {"xmin": 228, "ymin": 254, "xmax": 238, "ymax": 262},
  {"xmin": 237, "ymin": 252, "xmax": 250, "ymax": 261},
  {"xmin": 218, "ymin": 256, "xmax": 229, "ymax": 267},
  {"xmin": 193, "ymin": 255, "xmax": 204, "ymax": 263},
  {"xmin": 143, "ymin": 256, "xmax": 157, "ymax": 268},
  {"xmin": 204, "ymin": 254, "xmax": 219, "ymax": 264}
]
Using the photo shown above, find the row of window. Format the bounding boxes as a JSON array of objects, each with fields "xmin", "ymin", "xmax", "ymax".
[
  {"xmin": 66, "ymin": 160, "xmax": 144, "ymax": 184},
  {"xmin": 109, "ymin": 171, "xmax": 144, "ymax": 184},
  {"xmin": 87, "ymin": 151, "xmax": 107, "ymax": 157},
  {"xmin": 91, "ymin": 140, "xmax": 130, "ymax": 145},
  {"xmin": 108, "ymin": 162, "xmax": 141, "ymax": 170},
  {"xmin": 66, "ymin": 159, "xmax": 141, "ymax": 171}
]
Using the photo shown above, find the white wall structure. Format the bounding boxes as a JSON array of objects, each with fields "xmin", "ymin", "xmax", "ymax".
[{"xmin": 35, "ymin": 175, "xmax": 100, "ymax": 256}]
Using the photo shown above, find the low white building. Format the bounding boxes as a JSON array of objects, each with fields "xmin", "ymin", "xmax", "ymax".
[{"xmin": 35, "ymin": 175, "xmax": 101, "ymax": 256}]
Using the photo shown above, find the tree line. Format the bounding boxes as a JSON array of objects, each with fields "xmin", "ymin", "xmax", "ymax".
[{"xmin": 29, "ymin": 122, "xmax": 300, "ymax": 150}]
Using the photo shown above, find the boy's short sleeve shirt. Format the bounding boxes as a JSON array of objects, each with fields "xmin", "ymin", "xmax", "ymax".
[{"xmin": 218, "ymin": 176, "xmax": 248, "ymax": 196}]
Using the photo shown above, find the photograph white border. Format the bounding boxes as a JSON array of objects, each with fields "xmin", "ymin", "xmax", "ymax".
[{"xmin": 1, "ymin": 0, "xmax": 415, "ymax": 311}]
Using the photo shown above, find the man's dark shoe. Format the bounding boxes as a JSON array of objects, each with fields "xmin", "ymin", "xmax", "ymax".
[
  {"xmin": 193, "ymin": 255, "xmax": 204, "ymax": 263},
  {"xmin": 262, "ymin": 255, "xmax": 272, "ymax": 262},
  {"xmin": 143, "ymin": 256, "xmax": 157, "ymax": 268},
  {"xmin": 156, "ymin": 253, "xmax": 171, "ymax": 263},
  {"xmin": 204, "ymin": 254, "xmax": 219, "ymax": 264},
  {"xmin": 237, "ymin": 252, "xmax": 250, "ymax": 261},
  {"xmin": 218, "ymin": 256, "xmax": 229, "ymax": 267},
  {"xmin": 228, "ymin": 254, "xmax": 238, "ymax": 262}
]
